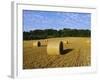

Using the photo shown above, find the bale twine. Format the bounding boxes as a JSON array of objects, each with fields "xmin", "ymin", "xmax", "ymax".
[
  {"xmin": 47, "ymin": 40, "xmax": 64, "ymax": 55},
  {"xmin": 33, "ymin": 41, "xmax": 41, "ymax": 47}
]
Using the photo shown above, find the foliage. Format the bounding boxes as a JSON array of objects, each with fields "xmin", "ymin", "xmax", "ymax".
[{"xmin": 23, "ymin": 28, "xmax": 90, "ymax": 40}]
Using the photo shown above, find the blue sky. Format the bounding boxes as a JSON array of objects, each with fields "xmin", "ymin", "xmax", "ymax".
[{"xmin": 23, "ymin": 10, "xmax": 91, "ymax": 31}]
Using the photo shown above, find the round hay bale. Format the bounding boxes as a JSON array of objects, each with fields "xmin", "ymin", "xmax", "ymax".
[
  {"xmin": 33, "ymin": 41, "xmax": 41, "ymax": 47},
  {"xmin": 44, "ymin": 39, "xmax": 48, "ymax": 45},
  {"xmin": 45, "ymin": 39, "xmax": 48, "ymax": 42},
  {"xmin": 63, "ymin": 40, "xmax": 68, "ymax": 44},
  {"xmin": 47, "ymin": 40, "xmax": 64, "ymax": 55}
]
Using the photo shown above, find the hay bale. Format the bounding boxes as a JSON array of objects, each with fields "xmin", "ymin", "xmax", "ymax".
[
  {"xmin": 45, "ymin": 39, "xmax": 48, "ymax": 42},
  {"xmin": 44, "ymin": 39, "xmax": 48, "ymax": 45},
  {"xmin": 47, "ymin": 40, "xmax": 63, "ymax": 55},
  {"xmin": 33, "ymin": 41, "xmax": 41, "ymax": 47},
  {"xmin": 63, "ymin": 40, "xmax": 68, "ymax": 44}
]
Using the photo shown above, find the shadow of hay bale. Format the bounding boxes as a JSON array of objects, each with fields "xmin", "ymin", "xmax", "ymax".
[{"xmin": 61, "ymin": 49, "xmax": 73, "ymax": 55}]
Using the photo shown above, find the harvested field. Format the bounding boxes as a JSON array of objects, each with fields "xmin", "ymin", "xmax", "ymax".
[{"xmin": 23, "ymin": 37, "xmax": 91, "ymax": 69}]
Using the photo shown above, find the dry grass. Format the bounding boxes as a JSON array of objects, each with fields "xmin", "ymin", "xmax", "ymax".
[{"xmin": 23, "ymin": 37, "xmax": 91, "ymax": 69}]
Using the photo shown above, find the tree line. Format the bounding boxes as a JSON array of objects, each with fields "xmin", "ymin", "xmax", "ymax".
[{"xmin": 23, "ymin": 28, "xmax": 91, "ymax": 40}]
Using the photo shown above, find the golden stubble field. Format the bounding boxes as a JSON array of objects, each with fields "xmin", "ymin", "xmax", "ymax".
[{"xmin": 23, "ymin": 37, "xmax": 91, "ymax": 69}]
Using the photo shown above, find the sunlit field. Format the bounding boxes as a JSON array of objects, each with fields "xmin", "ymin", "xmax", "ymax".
[{"xmin": 23, "ymin": 37, "xmax": 91, "ymax": 69}]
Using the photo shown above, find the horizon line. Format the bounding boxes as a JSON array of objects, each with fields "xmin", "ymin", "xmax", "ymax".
[{"xmin": 23, "ymin": 28, "xmax": 91, "ymax": 32}]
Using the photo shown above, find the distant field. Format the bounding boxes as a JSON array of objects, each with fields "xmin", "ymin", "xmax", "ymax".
[{"xmin": 23, "ymin": 37, "xmax": 91, "ymax": 69}]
